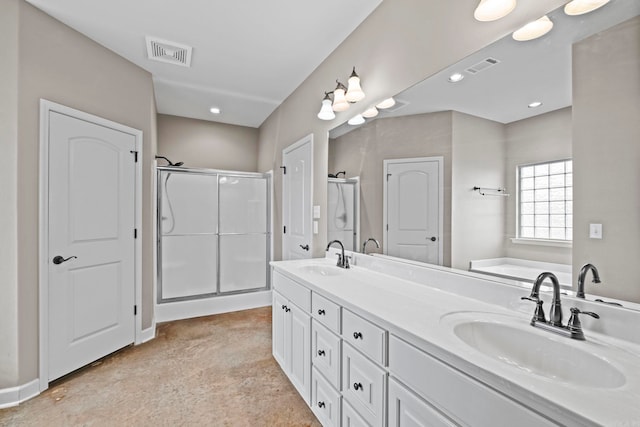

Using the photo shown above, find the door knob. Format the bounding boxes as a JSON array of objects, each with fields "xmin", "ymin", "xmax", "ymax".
[
  {"xmin": 429, "ymin": 236, "xmax": 437, "ymax": 242},
  {"xmin": 52, "ymin": 255, "xmax": 77, "ymax": 265},
  {"xmin": 299, "ymin": 244, "xmax": 310, "ymax": 251}
]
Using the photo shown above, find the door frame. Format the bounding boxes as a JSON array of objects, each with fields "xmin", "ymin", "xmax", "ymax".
[
  {"xmin": 38, "ymin": 99, "xmax": 143, "ymax": 392},
  {"xmin": 382, "ymin": 156, "xmax": 444, "ymax": 264},
  {"xmin": 281, "ymin": 133, "xmax": 314, "ymax": 259}
]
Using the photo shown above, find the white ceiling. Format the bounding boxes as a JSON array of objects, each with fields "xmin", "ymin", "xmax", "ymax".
[
  {"xmin": 331, "ymin": 0, "xmax": 640, "ymax": 138},
  {"xmin": 26, "ymin": 0, "xmax": 383, "ymax": 128}
]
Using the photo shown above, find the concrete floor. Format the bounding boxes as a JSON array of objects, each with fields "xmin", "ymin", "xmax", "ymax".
[{"xmin": 0, "ymin": 306, "xmax": 321, "ymax": 427}]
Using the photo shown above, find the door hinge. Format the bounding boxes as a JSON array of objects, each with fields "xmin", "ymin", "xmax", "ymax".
[
  {"xmin": 283, "ymin": 225, "xmax": 287, "ymax": 234},
  {"xmin": 130, "ymin": 150, "xmax": 139, "ymax": 163},
  {"xmin": 134, "ymin": 305, "xmax": 137, "ymax": 315},
  {"xmin": 386, "ymin": 224, "xmax": 389, "ymax": 231},
  {"xmin": 280, "ymin": 166, "xmax": 287, "ymax": 175},
  {"xmin": 386, "ymin": 173, "xmax": 392, "ymax": 181},
  {"xmin": 134, "ymin": 228, "xmax": 138, "ymax": 239}
]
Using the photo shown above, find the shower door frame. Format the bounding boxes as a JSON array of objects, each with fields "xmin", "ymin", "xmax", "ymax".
[{"xmin": 156, "ymin": 166, "xmax": 272, "ymax": 304}]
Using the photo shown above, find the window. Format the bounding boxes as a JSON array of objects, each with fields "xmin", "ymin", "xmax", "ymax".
[{"xmin": 518, "ymin": 159, "xmax": 572, "ymax": 241}]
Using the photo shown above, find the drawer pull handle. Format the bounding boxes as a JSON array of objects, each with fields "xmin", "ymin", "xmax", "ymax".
[
  {"xmin": 318, "ymin": 401, "xmax": 325, "ymax": 408},
  {"xmin": 285, "ymin": 307, "xmax": 291, "ymax": 312},
  {"xmin": 281, "ymin": 304, "xmax": 286, "ymax": 310},
  {"xmin": 317, "ymin": 349, "xmax": 325, "ymax": 356},
  {"xmin": 353, "ymin": 382, "xmax": 363, "ymax": 391},
  {"xmin": 353, "ymin": 331, "xmax": 363, "ymax": 339},
  {"xmin": 318, "ymin": 309, "xmax": 326, "ymax": 315}
]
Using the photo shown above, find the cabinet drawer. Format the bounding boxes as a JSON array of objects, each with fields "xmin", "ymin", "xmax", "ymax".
[
  {"xmin": 388, "ymin": 377, "xmax": 456, "ymax": 427},
  {"xmin": 272, "ymin": 270, "xmax": 311, "ymax": 312},
  {"xmin": 342, "ymin": 343, "xmax": 387, "ymax": 427},
  {"xmin": 389, "ymin": 335, "xmax": 557, "ymax": 427},
  {"xmin": 342, "ymin": 400, "xmax": 370, "ymax": 427},
  {"xmin": 342, "ymin": 309, "xmax": 387, "ymax": 365},
  {"xmin": 312, "ymin": 292, "xmax": 341, "ymax": 333},
  {"xmin": 312, "ymin": 367, "xmax": 341, "ymax": 427},
  {"xmin": 312, "ymin": 320, "xmax": 341, "ymax": 390}
]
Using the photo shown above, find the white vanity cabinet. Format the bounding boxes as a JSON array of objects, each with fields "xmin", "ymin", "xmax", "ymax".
[{"xmin": 272, "ymin": 271, "xmax": 312, "ymax": 404}]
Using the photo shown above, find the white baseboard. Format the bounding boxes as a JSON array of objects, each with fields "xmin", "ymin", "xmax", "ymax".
[
  {"xmin": 155, "ymin": 290, "xmax": 272, "ymax": 323},
  {"xmin": 0, "ymin": 378, "xmax": 40, "ymax": 409},
  {"xmin": 138, "ymin": 322, "xmax": 156, "ymax": 344}
]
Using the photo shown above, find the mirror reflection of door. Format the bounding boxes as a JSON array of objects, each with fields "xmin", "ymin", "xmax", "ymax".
[
  {"xmin": 384, "ymin": 157, "xmax": 443, "ymax": 265},
  {"xmin": 282, "ymin": 134, "xmax": 313, "ymax": 260}
]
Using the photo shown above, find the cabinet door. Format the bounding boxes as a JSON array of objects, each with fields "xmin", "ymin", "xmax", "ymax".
[
  {"xmin": 272, "ymin": 291, "xmax": 288, "ymax": 370},
  {"xmin": 389, "ymin": 378, "xmax": 457, "ymax": 427},
  {"xmin": 289, "ymin": 303, "xmax": 312, "ymax": 404}
]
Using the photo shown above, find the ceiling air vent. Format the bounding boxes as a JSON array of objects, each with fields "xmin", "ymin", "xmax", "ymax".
[
  {"xmin": 466, "ymin": 57, "xmax": 500, "ymax": 75},
  {"xmin": 145, "ymin": 36, "xmax": 193, "ymax": 67}
]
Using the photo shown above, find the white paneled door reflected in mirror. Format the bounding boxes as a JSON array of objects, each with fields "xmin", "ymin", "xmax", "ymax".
[{"xmin": 328, "ymin": 0, "xmax": 640, "ymax": 303}]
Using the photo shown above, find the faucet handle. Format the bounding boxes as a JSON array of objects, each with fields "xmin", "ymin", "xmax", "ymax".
[
  {"xmin": 567, "ymin": 307, "xmax": 599, "ymax": 340},
  {"xmin": 335, "ymin": 253, "xmax": 343, "ymax": 267},
  {"xmin": 521, "ymin": 296, "xmax": 546, "ymax": 323},
  {"xmin": 344, "ymin": 255, "xmax": 351, "ymax": 269}
]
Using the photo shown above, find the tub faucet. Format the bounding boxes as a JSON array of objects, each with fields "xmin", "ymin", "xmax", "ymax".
[
  {"xmin": 576, "ymin": 263, "xmax": 601, "ymax": 298},
  {"xmin": 362, "ymin": 238, "xmax": 380, "ymax": 254},
  {"xmin": 326, "ymin": 240, "xmax": 350, "ymax": 269}
]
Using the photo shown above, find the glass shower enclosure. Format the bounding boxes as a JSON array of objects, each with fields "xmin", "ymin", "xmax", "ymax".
[
  {"xmin": 327, "ymin": 177, "xmax": 359, "ymax": 251},
  {"xmin": 157, "ymin": 166, "xmax": 271, "ymax": 303}
]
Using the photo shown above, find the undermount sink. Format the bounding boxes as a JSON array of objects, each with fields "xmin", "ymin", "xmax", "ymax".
[
  {"xmin": 298, "ymin": 264, "xmax": 343, "ymax": 276},
  {"xmin": 445, "ymin": 313, "xmax": 626, "ymax": 389}
]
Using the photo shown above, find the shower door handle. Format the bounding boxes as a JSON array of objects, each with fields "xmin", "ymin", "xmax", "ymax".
[{"xmin": 299, "ymin": 244, "xmax": 309, "ymax": 251}]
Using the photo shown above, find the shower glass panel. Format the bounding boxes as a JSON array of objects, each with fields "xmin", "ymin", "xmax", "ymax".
[
  {"xmin": 157, "ymin": 167, "xmax": 271, "ymax": 303},
  {"xmin": 159, "ymin": 171, "xmax": 218, "ymax": 301},
  {"xmin": 327, "ymin": 178, "xmax": 359, "ymax": 251},
  {"xmin": 219, "ymin": 174, "xmax": 269, "ymax": 293}
]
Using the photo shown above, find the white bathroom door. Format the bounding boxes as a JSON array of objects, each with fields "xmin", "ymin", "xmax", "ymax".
[
  {"xmin": 47, "ymin": 111, "xmax": 136, "ymax": 381},
  {"xmin": 282, "ymin": 135, "xmax": 313, "ymax": 260},
  {"xmin": 384, "ymin": 157, "xmax": 443, "ymax": 265}
]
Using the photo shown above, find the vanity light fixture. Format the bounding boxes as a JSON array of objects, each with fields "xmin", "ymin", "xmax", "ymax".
[
  {"xmin": 448, "ymin": 72, "xmax": 465, "ymax": 83},
  {"xmin": 332, "ymin": 81, "xmax": 350, "ymax": 112},
  {"xmin": 362, "ymin": 106, "xmax": 379, "ymax": 118},
  {"xmin": 345, "ymin": 67, "xmax": 365, "ymax": 102},
  {"xmin": 317, "ymin": 92, "xmax": 336, "ymax": 120},
  {"xmin": 376, "ymin": 97, "xmax": 396, "ymax": 109},
  {"xmin": 528, "ymin": 101, "xmax": 543, "ymax": 108},
  {"xmin": 513, "ymin": 15, "xmax": 553, "ymax": 41},
  {"xmin": 209, "ymin": 107, "xmax": 221, "ymax": 114},
  {"xmin": 564, "ymin": 0, "xmax": 610, "ymax": 16},
  {"xmin": 473, "ymin": 0, "xmax": 517, "ymax": 22},
  {"xmin": 348, "ymin": 114, "xmax": 365, "ymax": 126}
]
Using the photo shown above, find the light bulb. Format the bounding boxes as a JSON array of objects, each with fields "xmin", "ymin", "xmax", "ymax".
[
  {"xmin": 564, "ymin": 0, "xmax": 610, "ymax": 16},
  {"xmin": 376, "ymin": 97, "xmax": 396, "ymax": 109},
  {"xmin": 317, "ymin": 94, "xmax": 335, "ymax": 120},
  {"xmin": 332, "ymin": 82, "xmax": 350, "ymax": 112},
  {"xmin": 348, "ymin": 114, "xmax": 365, "ymax": 126},
  {"xmin": 345, "ymin": 68, "xmax": 365, "ymax": 103},
  {"xmin": 448, "ymin": 73, "xmax": 464, "ymax": 83},
  {"xmin": 512, "ymin": 15, "xmax": 553, "ymax": 41},
  {"xmin": 362, "ymin": 106, "xmax": 379, "ymax": 118},
  {"xmin": 474, "ymin": 0, "xmax": 517, "ymax": 22}
]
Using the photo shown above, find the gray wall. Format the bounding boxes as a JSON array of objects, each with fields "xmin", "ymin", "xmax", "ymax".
[
  {"xmin": 573, "ymin": 16, "xmax": 640, "ymax": 302},
  {"xmin": 504, "ymin": 107, "xmax": 573, "ymax": 264},
  {"xmin": 0, "ymin": 0, "xmax": 157, "ymax": 388},
  {"xmin": 0, "ymin": 0, "xmax": 19, "ymax": 390},
  {"xmin": 329, "ymin": 112, "xmax": 454, "ymax": 265},
  {"xmin": 257, "ymin": 0, "xmax": 566, "ymax": 261},
  {"xmin": 451, "ymin": 112, "xmax": 506, "ymax": 270},
  {"xmin": 157, "ymin": 114, "xmax": 259, "ymax": 171}
]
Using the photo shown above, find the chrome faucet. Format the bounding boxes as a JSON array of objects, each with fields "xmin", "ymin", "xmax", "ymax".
[
  {"xmin": 326, "ymin": 240, "xmax": 350, "ymax": 269},
  {"xmin": 576, "ymin": 263, "xmax": 601, "ymax": 298},
  {"xmin": 521, "ymin": 271, "xmax": 599, "ymax": 340},
  {"xmin": 362, "ymin": 238, "xmax": 380, "ymax": 254}
]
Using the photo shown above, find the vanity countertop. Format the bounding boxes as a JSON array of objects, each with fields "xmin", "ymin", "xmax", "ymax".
[{"xmin": 271, "ymin": 256, "xmax": 640, "ymax": 427}]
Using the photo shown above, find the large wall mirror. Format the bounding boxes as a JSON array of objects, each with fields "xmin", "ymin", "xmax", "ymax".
[{"xmin": 327, "ymin": 0, "xmax": 640, "ymax": 302}]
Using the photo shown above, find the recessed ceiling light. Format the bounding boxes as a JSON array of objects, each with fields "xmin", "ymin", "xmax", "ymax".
[
  {"xmin": 528, "ymin": 101, "xmax": 543, "ymax": 108},
  {"xmin": 376, "ymin": 97, "xmax": 396, "ymax": 109},
  {"xmin": 448, "ymin": 73, "xmax": 465, "ymax": 83},
  {"xmin": 210, "ymin": 107, "xmax": 221, "ymax": 114},
  {"xmin": 513, "ymin": 15, "xmax": 553, "ymax": 41},
  {"xmin": 474, "ymin": 0, "xmax": 517, "ymax": 22},
  {"xmin": 362, "ymin": 106, "xmax": 379, "ymax": 118}
]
